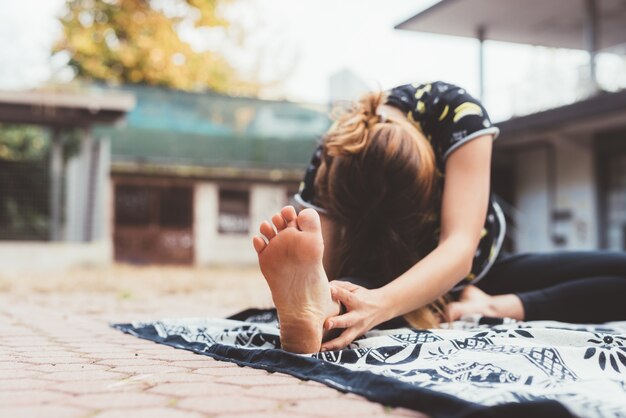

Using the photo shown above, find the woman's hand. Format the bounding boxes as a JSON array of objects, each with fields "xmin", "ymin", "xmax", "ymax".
[{"xmin": 321, "ymin": 281, "xmax": 390, "ymax": 351}]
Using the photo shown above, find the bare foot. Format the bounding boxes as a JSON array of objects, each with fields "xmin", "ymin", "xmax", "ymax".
[
  {"xmin": 446, "ymin": 285, "xmax": 525, "ymax": 322},
  {"xmin": 253, "ymin": 206, "xmax": 340, "ymax": 353}
]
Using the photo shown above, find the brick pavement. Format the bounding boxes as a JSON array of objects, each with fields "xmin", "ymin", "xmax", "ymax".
[{"xmin": 0, "ymin": 291, "xmax": 427, "ymax": 418}]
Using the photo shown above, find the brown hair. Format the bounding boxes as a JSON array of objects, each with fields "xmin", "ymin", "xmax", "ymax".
[{"xmin": 314, "ymin": 92, "xmax": 445, "ymax": 328}]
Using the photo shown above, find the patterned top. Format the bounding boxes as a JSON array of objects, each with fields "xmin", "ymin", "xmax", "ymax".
[{"xmin": 386, "ymin": 81, "xmax": 505, "ymax": 290}]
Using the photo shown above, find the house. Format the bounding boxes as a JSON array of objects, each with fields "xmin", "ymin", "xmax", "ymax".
[
  {"xmin": 396, "ymin": 0, "xmax": 626, "ymax": 253},
  {"xmin": 0, "ymin": 86, "xmax": 330, "ymax": 269},
  {"xmin": 99, "ymin": 85, "xmax": 330, "ymax": 266},
  {"xmin": 0, "ymin": 89, "xmax": 134, "ymax": 269}
]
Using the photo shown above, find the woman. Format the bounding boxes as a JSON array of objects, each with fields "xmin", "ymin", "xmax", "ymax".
[{"xmin": 252, "ymin": 81, "xmax": 626, "ymax": 354}]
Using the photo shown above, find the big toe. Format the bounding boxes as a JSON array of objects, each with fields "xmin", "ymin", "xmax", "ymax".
[{"xmin": 296, "ymin": 208, "xmax": 321, "ymax": 232}]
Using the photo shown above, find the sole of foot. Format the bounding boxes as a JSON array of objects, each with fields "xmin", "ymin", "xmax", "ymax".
[{"xmin": 253, "ymin": 206, "xmax": 339, "ymax": 353}]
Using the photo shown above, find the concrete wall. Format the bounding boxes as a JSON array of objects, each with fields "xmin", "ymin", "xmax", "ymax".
[
  {"xmin": 194, "ymin": 181, "xmax": 288, "ymax": 266},
  {"xmin": 553, "ymin": 136, "xmax": 599, "ymax": 250},
  {"xmin": 65, "ymin": 135, "xmax": 112, "ymax": 245},
  {"xmin": 515, "ymin": 146, "xmax": 552, "ymax": 252},
  {"xmin": 0, "ymin": 241, "xmax": 112, "ymax": 272},
  {"xmin": 513, "ymin": 135, "xmax": 599, "ymax": 253}
]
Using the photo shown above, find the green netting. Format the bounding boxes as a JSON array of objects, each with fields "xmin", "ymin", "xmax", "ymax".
[{"xmin": 99, "ymin": 85, "xmax": 330, "ymax": 169}]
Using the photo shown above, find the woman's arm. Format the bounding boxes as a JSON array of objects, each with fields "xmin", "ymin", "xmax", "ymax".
[
  {"xmin": 377, "ymin": 133, "xmax": 492, "ymax": 320},
  {"xmin": 321, "ymin": 134, "xmax": 493, "ymax": 350}
]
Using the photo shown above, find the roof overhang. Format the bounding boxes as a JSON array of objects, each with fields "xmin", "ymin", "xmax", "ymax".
[
  {"xmin": 495, "ymin": 88, "xmax": 626, "ymax": 143},
  {"xmin": 0, "ymin": 90, "xmax": 136, "ymax": 128},
  {"xmin": 396, "ymin": 0, "xmax": 626, "ymax": 50}
]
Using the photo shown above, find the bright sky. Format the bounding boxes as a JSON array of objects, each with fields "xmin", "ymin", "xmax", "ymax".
[{"xmin": 1, "ymin": 0, "xmax": 624, "ymax": 121}]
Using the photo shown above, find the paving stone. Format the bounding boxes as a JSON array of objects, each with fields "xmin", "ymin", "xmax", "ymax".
[
  {"xmin": 177, "ymin": 395, "xmax": 279, "ymax": 414},
  {"xmin": 127, "ymin": 372, "xmax": 213, "ymax": 384},
  {"xmin": 284, "ymin": 398, "xmax": 388, "ymax": 416},
  {"xmin": 67, "ymin": 392, "xmax": 171, "ymax": 409},
  {"xmin": 149, "ymin": 381, "xmax": 242, "ymax": 397},
  {"xmin": 28, "ymin": 363, "xmax": 110, "ymax": 372},
  {"xmin": 21, "ymin": 356, "xmax": 94, "ymax": 365},
  {"xmin": 0, "ymin": 390, "xmax": 71, "ymax": 406},
  {"xmin": 0, "ymin": 369, "xmax": 42, "ymax": 379},
  {"xmin": 160, "ymin": 359, "xmax": 228, "ymax": 369},
  {"xmin": 245, "ymin": 383, "xmax": 340, "ymax": 400},
  {"xmin": 94, "ymin": 358, "xmax": 171, "ymax": 367},
  {"xmin": 0, "ymin": 405, "xmax": 87, "ymax": 418},
  {"xmin": 0, "ymin": 287, "xmax": 429, "ymax": 418},
  {"xmin": 214, "ymin": 373, "xmax": 300, "ymax": 386},
  {"xmin": 51, "ymin": 379, "xmax": 149, "ymax": 395},
  {"xmin": 20, "ymin": 350, "xmax": 86, "ymax": 358},
  {"xmin": 109, "ymin": 365, "xmax": 190, "ymax": 374},
  {"xmin": 131, "ymin": 352, "xmax": 212, "ymax": 362},
  {"xmin": 44, "ymin": 370, "xmax": 129, "ymax": 381},
  {"xmin": 216, "ymin": 413, "xmax": 301, "ymax": 418},
  {"xmin": 191, "ymin": 365, "xmax": 271, "ymax": 377},
  {"xmin": 93, "ymin": 407, "xmax": 204, "ymax": 418},
  {"xmin": 0, "ymin": 378, "xmax": 51, "ymax": 391}
]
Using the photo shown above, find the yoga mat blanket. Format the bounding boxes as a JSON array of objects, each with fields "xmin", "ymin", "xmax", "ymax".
[{"xmin": 113, "ymin": 309, "xmax": 626, "ymax": 418}]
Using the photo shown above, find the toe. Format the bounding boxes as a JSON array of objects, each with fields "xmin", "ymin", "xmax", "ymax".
[
  {"xmin": 296, "ymin": 208, "xmax": 321, "ymax": 232},
  {"xmin": 272, "ymin": 213, "xmax": 287, "ymax": 231},
  {"xmin": 281, "ymin": 205, "xmax": 298, "ymax": 227},
  {"xmin": 260, "ymin": 221, "xmax": 276, "ymax": 240},
  {"xmin": 252, "ymin": 236, "xmax": 267, "ymax": 253}
]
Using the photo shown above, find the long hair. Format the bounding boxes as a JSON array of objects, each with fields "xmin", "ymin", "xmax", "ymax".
[{"xmin": 314, "ymin": 91, "xmax": 445, "ymax": 328}]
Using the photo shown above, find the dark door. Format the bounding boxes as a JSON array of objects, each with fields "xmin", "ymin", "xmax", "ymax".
[{"xmin": 114, "ymin": 182, "xmax": 194, "ymax": 264}]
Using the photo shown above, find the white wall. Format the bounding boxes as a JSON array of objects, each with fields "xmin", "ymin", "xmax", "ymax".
[
  {"xmin": 65, "ymin": 134, "xmax": 112, "ymax": 245},
  {"xmin": 515, "ymin": 146, "xmax": 552, "ymax": 252},
  {"xmin": 194, "ymin": 182, "xmax": 288, "ymax": 266},
  {"xmin": 513, "ymin": 136, "xmax": 599, "ymax": 253},
  {"xmin": 554, "ymin": 136, "xmax": 599, "ymax": 250},
  {"xmin": 0, "ymin": 241, "xmax": 112, "ymax": 272}
]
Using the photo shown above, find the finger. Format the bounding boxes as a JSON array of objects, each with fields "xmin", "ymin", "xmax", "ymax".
[
  {"xmin": 259, "ymin": 221, "xmax": 276, "ymax": 241},
  {"xmin": 330, "ymin": 280, "xmax": 362, "ymax": 292},
  {"xmin": 280, "ymin": 205, "xmax": 297, "ymax": 227},
  {"xmin": 272, "ymin": 213, "xmax": 287, "ymax": 231},
  {"xmin": 324, "ymin": 311, "xmax": 359, "ymax": 330},
  {"xmin": 252, "ymin": 236, "xmax": 267, "ymax": 254},
  {"xmin": 329, "ymin": 285, "xmax": 355, "ymax": 308},
  {"xmin": 321, "ymin": 329, "xmax": 360, "ymax": 352}
]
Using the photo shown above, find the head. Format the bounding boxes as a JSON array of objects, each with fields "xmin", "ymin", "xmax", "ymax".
[{"xmin": 297, "ymin": 91, "xmax": 445, "ymax": 327}]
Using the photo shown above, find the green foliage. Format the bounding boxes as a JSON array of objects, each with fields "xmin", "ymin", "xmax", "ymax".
[
  {"xmin": 0, "ymin": 125, "xmax": 80, "ymax": 240},
  {"xmin": 0, "ymin": 124, "xmax": 81, "ymax": 162},
  {"xmin": 0, "ymin": 125, "xmax": 48, "ymax": 161},
  {"xmin": 55, "ymin": 0, "xmax": 259, "ymax": 95}
]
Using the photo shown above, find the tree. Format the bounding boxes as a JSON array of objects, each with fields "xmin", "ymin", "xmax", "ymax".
[{"xmin": 55, "ymin": 0, "xmax": 258, "ymax": 95}]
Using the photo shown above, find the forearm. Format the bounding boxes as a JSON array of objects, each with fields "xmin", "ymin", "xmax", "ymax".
[{"xmin": 377, "ymin": 237, "xmax": 474, "ymax": 321}]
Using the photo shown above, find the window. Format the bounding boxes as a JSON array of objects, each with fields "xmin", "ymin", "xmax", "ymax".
[{"xmin": 218, "ymin": 188, "xmax": 250, "ymax": 234}]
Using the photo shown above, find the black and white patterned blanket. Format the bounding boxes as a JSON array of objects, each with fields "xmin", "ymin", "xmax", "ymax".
[{"xmin": 114, "ymin": 309, "xmax": 626, "ymax": 418}]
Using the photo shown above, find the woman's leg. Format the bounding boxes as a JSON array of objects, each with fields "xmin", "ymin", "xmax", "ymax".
[
  {"xmin": 475, "ymin": 251, "xmax": 626, "ymax": 323},
  {"xmin": 478, "ymin": 251, "xmax": 626, "ymax": 294},
  {"xmin": 253, "ymin": 206, "xmax": 340, "ymax": 353},
  {"xmin": 517, "ymin": 275, "xmax": 626, "ymax": 322}
]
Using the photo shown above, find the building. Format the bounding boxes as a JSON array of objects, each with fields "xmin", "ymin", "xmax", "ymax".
[
  {"xmin": 0, "ymin": 89, "xmax": 134, "ymax": 269},
  {"xmin": 396, "ymin": 0, "xmax": 626, "ymax": 253},
  {"xmin": 101, "ymin": 85, "xmax": 330, "ymax": 266},
  {"xmin": 0, "ymin": 86, "xmax": 329, "ymax": 269}
]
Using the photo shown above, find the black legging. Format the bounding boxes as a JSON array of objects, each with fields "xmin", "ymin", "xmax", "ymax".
[
  {"xmin": 476, "ymin": 251, "xmax": 626, "ymax": 323},
  {"xmin": 341, "ymin": 251, "xmax": 626, "ymax": 327}
]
